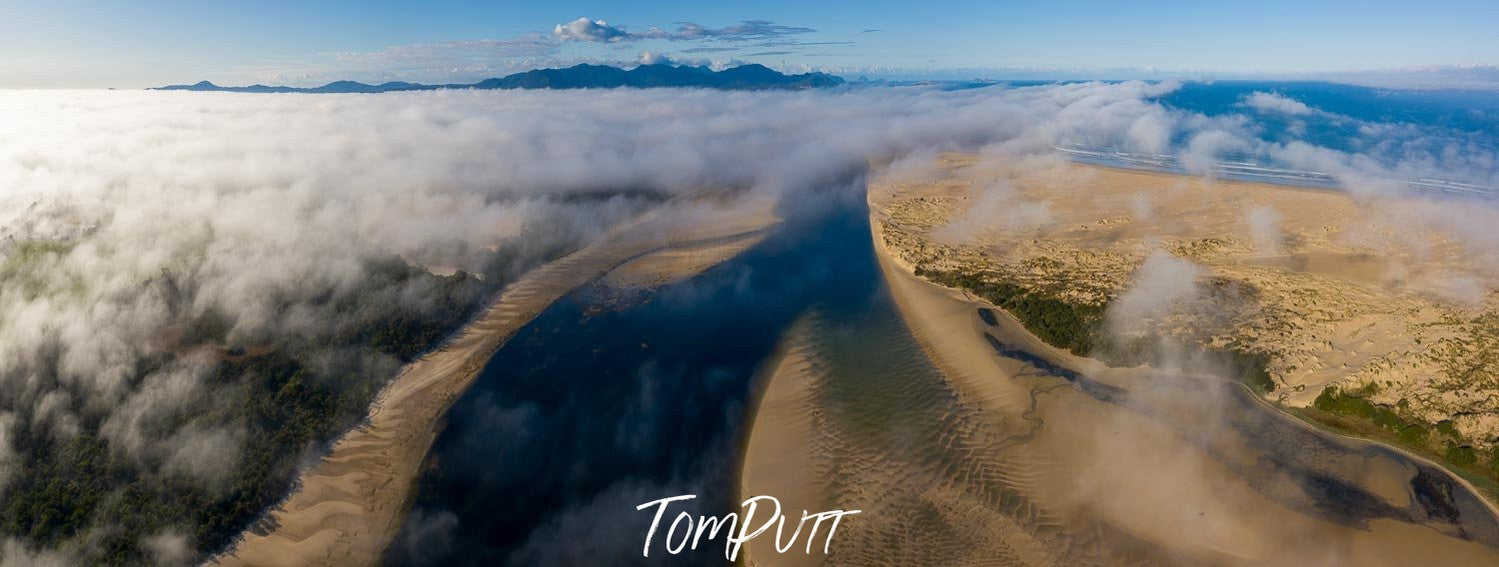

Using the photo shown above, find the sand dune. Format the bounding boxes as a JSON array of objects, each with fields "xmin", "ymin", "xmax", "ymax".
[
  {"xmin": 875, "ymin": 156, "xmax": 1499, "ymax": 440},
  {"xmin": 214, "ymin": 198, "xmax": 778, "ymax": 566},
  {"xmin": 859, "ymin": 170, "xmax": 1499, "ymax": 565}
]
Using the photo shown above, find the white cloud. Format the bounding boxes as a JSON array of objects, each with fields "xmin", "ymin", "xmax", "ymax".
[
  {"xmin": 143, "ymin": 533, "xmax": 192, "ymax": 567},
  {"xmin": 553, "ymin": 17, "xmax": 816, "ymax": 43},
  {"xmin": 553, "ymin": 18, "xmax": 634, "ymax": 43},
  {"xmin": 1108, "ymin": 251, "xmax": 1208, "ymax": 334},
  {"xmin": 1240, "ymin": 91, "xmax": 1315, "ymax": 115},
  {"xmin": 1181, "ymin": 129, "xmax": 1250, "ymax": 174},
  {"xmin": 0, "ymin": 539, "xmax": 70, "ymax": 567},
  {"xmin": 637, "ymin": 51, "xmax": 672, "ymax": 66}
]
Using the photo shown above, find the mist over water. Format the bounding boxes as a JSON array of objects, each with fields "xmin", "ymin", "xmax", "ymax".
[{"xmin": 387, "ymin": 179, "xmax": 881, "ymax": 566}]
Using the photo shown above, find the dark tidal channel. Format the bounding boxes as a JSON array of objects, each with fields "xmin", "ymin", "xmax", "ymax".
[{"xmin": 385, "ymin": 183, "xmax": 883, "ymax": 566}]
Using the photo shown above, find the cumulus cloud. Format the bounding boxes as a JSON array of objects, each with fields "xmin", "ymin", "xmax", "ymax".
[
  {"xmin": 636, "ymin": 51, "xmax": 672, "ymax": 66},
  {"xmin": 1240, "ymin": 91, "xmax": 1316, "ymax": 115},
  {"xmin": 553, "ymin": 18, "xmax": 634, "ymax": 43},
  {"xmin": 554, "ymin": 17, "xmax": 815, "ymax": 43}
]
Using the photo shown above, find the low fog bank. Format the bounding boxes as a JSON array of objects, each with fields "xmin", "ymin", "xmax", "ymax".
[{"xmin": 1, "ymin": 82, "xmax": 1495, "ymax": 563}]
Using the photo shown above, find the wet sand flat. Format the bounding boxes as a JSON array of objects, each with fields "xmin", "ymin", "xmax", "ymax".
[{"xmin": 741, "ymin": 317, "xmax": 832, "ymax": 567}]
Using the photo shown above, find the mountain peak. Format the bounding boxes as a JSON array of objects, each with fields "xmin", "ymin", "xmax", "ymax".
[{"xmin": 153, "ymin": 64, "xmax": 844, "ymax": 94}]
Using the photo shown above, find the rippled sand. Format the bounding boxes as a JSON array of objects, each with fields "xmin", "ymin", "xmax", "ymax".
[
  {"xmin": 737, "ymin": 184, "xmax": 1499, "ymax": 566},
  {"xmin": 215, "ymin": 197, "xmax": 778, "ymax": 566},
  {"xmin": 743, "ymin": 240, "xmax": 1163, "ymax": 566}
]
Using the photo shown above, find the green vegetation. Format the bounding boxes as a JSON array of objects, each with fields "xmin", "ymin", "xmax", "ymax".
[
  {"xmin": 1304, "ymin": 386, "xmax": 1499, "ymax": 495},
  {"xmin": 915, "ymin": 267, "xmax": 1275, "ymax": 394},
  {"xmin": 1312, "ymin": 386, "xmax": 1432, "ymax": 445},
  {"xmin": 0, "ymin": 254, "xmax": 509, "ymax": 564},
  {"xmin": 916, "ymin": 267, "xmax": 1106, "ymax": 356}
]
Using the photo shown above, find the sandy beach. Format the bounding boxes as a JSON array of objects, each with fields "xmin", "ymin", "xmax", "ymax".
[{"xmin": 214, "ymin": 197, "xmax": 779, "ymax": 566}]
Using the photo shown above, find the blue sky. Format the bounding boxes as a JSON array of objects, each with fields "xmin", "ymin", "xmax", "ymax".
[{"xmin": 4, "ymin": 0, "xmax": 1498, "ymax": 88}]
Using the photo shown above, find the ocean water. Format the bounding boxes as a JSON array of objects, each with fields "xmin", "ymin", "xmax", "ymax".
[{"xmin": 1063, "ymin": 81, "xmax": 1499, "ymax": 196}]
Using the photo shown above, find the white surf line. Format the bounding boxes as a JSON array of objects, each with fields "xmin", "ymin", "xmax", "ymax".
[{"xmin": 1055, "ymin": 144, "xmax": 1496, "ymax": 198}]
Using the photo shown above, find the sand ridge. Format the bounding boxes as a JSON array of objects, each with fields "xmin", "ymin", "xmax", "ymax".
[
  {"xmin": 213, "ymin": 197, "xmax": 779, "ymax": 566},
  {"xmin": 604, "ymin": 232, "xmax": 766, "ymax": 290}
]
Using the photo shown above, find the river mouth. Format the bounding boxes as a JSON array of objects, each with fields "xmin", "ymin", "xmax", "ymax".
[
  {"xmin": 384, "ymin": 179, "xmax": 883, "ymax": 566},
  {"xmin": 387, "ymin": 177, "xmax": 1499, "ymax": 566}
]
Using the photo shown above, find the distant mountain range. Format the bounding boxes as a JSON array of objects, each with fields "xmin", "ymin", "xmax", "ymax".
[{"xmin": 155, "ymin": 63, "xmax": 844, "ymax": 93}]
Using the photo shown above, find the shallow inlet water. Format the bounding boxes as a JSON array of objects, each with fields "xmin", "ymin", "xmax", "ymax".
[
  {"xmin": 387, "ymin": 180, "xmax": 1499, "ymax": 566},
  {"xmin": 384, "ymin": 183, "xmax": 884, "ymax": 566}
]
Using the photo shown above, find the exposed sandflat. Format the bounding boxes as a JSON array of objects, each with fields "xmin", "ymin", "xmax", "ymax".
[
  {"xmin": 606, "ymin": 233, "xmax": 765, "ymax": 290},
  {"xmin": 741, "ymin": 318, "xmax": 831, "ymax": 567}
]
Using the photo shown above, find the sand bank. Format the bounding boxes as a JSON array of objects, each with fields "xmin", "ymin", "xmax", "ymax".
[
  {"xmin": 739, "ymin": 306, "xmax": 1085, "ymax": 566},
  {"xmin": 214, "ymin": 198, "xmax": 778, "ymax": 566},
  {"xmin": 866, "ymin": 173, "xmax": 1499, "ymax": 565},
  {"xmin": 741, "ymin": 318, "xmax": 832, "ymax": 567},
  {"xmin": 605, "ymin": 232, "xmax": 765, "ymax": 289}
]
